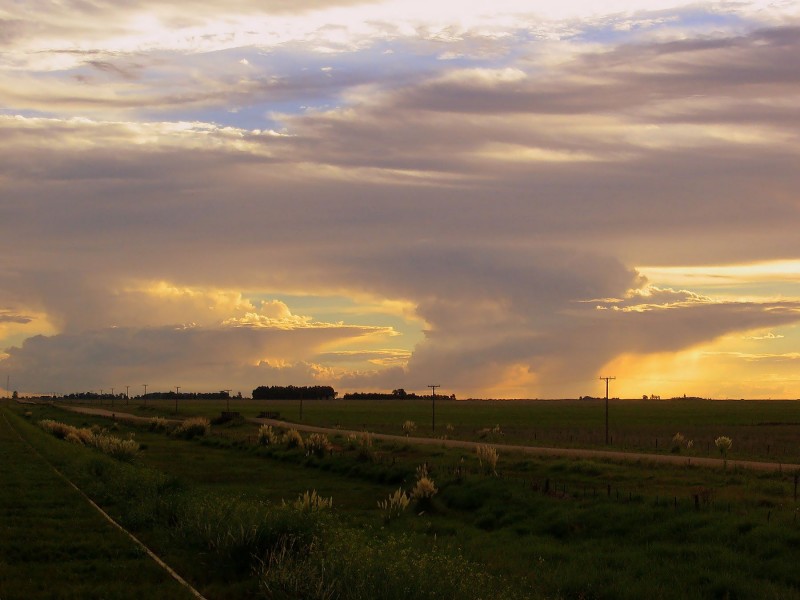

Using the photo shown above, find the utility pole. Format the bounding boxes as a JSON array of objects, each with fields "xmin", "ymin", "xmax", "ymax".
[
  {"xmin": 428, "ymin": 385, "xmax": 440, "ymax": 432},
  {"xmin": 125, "ymin": 385, "xmax": 130, "ymax": 405},
  {"xmin": 600, "ymin": 376, "xmax": 616, "ymax": 445},
  {"xmin": 175, "ymin": 386, "xmax": 180, "ymax": 414},
  {"xmin": 110, "ymin": 387, "xmax": 115, "ymax": 408},
  {"xmin": 142, "ymin": 384, "xmax": 148, "ymax": 406},
  {"xmin": 223, "ymin": 389, "xmax": 232, "ymax": 412}
]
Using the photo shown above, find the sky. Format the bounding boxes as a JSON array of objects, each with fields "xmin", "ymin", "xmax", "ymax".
[{"xmin": 2, "ymin": 0, "xmax": 800, "ymax": 399}]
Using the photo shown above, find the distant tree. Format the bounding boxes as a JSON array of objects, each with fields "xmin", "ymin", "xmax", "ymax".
[
  {"xmin": 392, "ymin": 388, "xmax": 407, "ymax": 398},
  {"xmin": 12, "ymin": 390, "xmax": 18, "ymax": 399}
]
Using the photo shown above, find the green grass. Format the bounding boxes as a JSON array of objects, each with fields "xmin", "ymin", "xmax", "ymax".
[
  {"xmin": 0, "ymin": 410, "xmax": 196, "ymax": 600},
  {"xmin": 10, "ymin": 401, "xmax": 800, "ymax": 599}
]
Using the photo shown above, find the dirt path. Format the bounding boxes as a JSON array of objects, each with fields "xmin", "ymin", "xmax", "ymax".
[{"xmin": 56, "ymin": 404, "xmax": 798, "ymax": 472}]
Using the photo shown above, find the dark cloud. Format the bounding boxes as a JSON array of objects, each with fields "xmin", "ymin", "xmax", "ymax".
[{"xmin": 0, "ymin": 312, "xmax": 32, "ymax": 324}]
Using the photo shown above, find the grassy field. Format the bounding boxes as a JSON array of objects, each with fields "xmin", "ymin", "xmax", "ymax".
[
  {"xmin": 7, "ymin": 399, "xmax": 800, "ymax": 599},
  {"xmin": 74, "ymin": 396, "xmax": 800, "ymax": 463}
]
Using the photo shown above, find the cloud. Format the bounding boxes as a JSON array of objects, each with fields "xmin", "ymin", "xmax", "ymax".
[
  {"xmin": 1, "ymin": 322, "xmax": 390, "ymax": 394},
  {"xmin": 742, "ymin": 332, "xmax": 784, "ymax": 341},
  {"xmin": 2, "ymin": 8, "xmax": 800, "ymax": 396},
  {"xmin": 0, "ymin": 311, "xmax": 33, "ymax": 324}
]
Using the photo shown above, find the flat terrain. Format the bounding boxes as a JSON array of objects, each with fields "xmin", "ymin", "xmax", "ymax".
[
  {"xmin": 70, "ymin": 396, "xmax": 800, "ymax": 463},
  {"xmin": 7, "ymin": 399, "xmax": 800, "ymax": 599},
  {"xmin": 0, "ymin": 410, "xmax": 195, "ymax": 600},
  {"xmin": 61, "ymin": 404, "xmax": 795, "ymax": 472}
]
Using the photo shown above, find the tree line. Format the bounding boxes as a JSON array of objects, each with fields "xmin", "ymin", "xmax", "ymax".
[{"xmin": 252, "ymin": 385, "xmax": 337, "ymax": 400}]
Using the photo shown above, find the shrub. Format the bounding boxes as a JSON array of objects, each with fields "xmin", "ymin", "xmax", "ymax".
[
  {"xmin": 378, "ymin": 488, "xmax": 410, "ymax": 521},
  {"xmin": 283, "ymin": 429, "xmax": 305, "ymax": 450},
  {"xmin": 476, "ymin": 444, "xmax": 499, "ymax": 475},
  {"xmin": 173, "ymin": 417, "xmax": 211, "ymax": 439},
  {"xmin": 258, "ymin": 424, "xmax": 279, "ymax": 446},
  {"xmin": 402, "ymin": 420, "xmax": 416, "ymax": 436},
  {"xmin": 305, "ymin": 433, "xmax": 332, "ymax": 458},
  {"xmin": 412, "ymin": 477, "xmax": 438, "ymax": 501}
]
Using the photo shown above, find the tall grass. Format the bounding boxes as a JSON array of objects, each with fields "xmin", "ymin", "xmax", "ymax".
[
  {"xmin": 476, "ymin": 444, "xmax": 499, "ymax": 474},
  {"xmin": 378, "ymin": 488, "xmax": 410, "ymax": 521},
  {"xmin": 257, "ymin": 528, "xmax": 529, "ymax": 600},
  {"xmin": 172, "ymin": 417, "xmax": 211, "ymax": 439},
  {"xmin": 257, "ymin": 424, "xmax": 279, "ymax": 446},
  {"xmin": 305, "ymin": 433, "xmax": 332, "ymax": 457},
  {"xmin": 38, "ymin": 419, "xmax": 139, "ymax": 462}
]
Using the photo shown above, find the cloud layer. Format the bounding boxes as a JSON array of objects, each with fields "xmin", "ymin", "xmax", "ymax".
[{"xmin": 2, "ymin": 2, "xmax": 800, "ymax": 397}]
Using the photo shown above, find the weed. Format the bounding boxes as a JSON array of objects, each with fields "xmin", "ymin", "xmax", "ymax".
[
  {"xmin": 378, "ymin": 488, "xmax": 410, "ymax": 521},
  {"xmin": 291, "ymin": 490, "xmax": 333, "ymax": 512},
  {"xmin": 402, "ymin": 420, "xmax": 416, "ymax": 436}
]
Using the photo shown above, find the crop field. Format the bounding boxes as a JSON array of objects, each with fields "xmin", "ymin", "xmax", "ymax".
[{"xmin": 5, "ymin": 399, "xmax": 800, "ymax": 599}]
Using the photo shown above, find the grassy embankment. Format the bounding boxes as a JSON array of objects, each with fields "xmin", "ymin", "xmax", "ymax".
[{"xmin": 0, "ymin": 409, "xmax": 196, "ymax": 600}]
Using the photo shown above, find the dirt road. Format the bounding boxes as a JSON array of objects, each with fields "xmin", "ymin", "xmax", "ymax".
[{"xmin": 56, "ymin": 404, "xmax": 797, "ymax": 472}]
